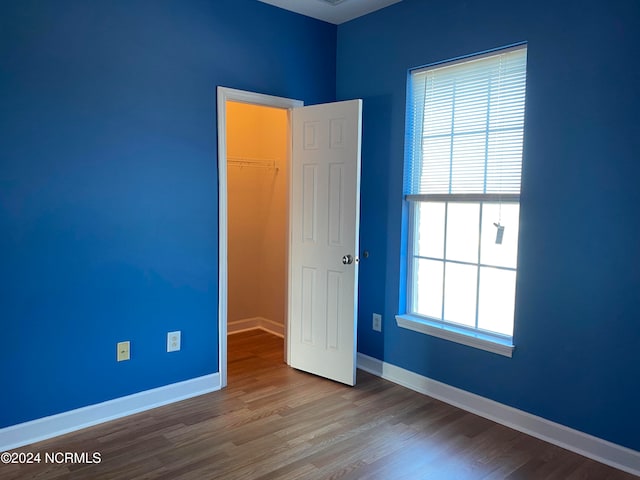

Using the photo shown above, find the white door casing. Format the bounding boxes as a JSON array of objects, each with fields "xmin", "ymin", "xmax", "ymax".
[
  {"xmin": 217, "ymin": 87, "xmax": 303, "ymax": 388},
  {"xmin": 288, "ymin": 99, "xmax": 362, "ymax": 386}
]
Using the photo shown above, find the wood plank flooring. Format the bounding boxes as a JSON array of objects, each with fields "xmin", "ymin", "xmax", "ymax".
[{"xmin": 2, "ymin": 330, "xmax": 637, "ymax": 479}]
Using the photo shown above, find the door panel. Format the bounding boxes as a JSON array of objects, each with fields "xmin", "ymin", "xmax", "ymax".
[
  {"xmin": 288, "ymin": 99, "xmax": 362, "ymax": 386},
  {"xmin": 302, "ymin": 165, "xmax": 318, "ymax": 243}
]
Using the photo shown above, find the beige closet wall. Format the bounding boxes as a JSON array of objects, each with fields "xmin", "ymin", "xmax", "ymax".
[{"xmin": 226, "ymin": 101, "xmax": 288, "ymax": 326}]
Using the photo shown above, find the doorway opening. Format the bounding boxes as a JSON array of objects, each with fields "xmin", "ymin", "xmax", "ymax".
[
  {"xmin": 218, "ymin": 88, "xmax": 362, "ymax": 388},
  {"xmin": 217, "ymin": 87, "xmax": 303, "ymax": 387},
  {"xmin": 226, "ymin": 101, "xmax": 287, "ymax": 372}
]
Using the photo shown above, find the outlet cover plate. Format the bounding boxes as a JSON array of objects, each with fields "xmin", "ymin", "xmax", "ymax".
[
  {"xmin": 373, "ymin": 313, "xmax": 382, "ymax": 332},
  {"xmin": 167, "ymin": 331, "xmax": 181, "ymax": 352}
]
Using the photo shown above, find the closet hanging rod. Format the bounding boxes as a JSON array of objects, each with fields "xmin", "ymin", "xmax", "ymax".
[{"xmin": 227, "ymin": 156, "xmax": 278, "ymax": 170}]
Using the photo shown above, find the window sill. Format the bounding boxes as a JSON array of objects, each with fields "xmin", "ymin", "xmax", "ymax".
[{"xmin": 395, "ymin": 314, "xmax": 515, "ymax": 358}]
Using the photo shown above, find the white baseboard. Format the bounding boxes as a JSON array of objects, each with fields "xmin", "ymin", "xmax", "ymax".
[
  {"xmin": 357, "ymin": 353, "xmax": 640, "ymax": 477},
  {"xmin": 0, "ymin": 373, "xmax": 221, "ymax": 452},
  {"xmin": 228, "ymin": 317, "xmax": 284, "ymax": 338}
]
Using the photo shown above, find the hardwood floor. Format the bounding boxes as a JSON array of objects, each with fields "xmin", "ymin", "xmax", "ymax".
[{"xmin": 2, "ymin": 330, "xmax": 636, "ymax": 479}]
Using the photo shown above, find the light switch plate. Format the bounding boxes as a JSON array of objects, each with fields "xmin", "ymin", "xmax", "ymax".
[{"xmin": 117, "ymin": 341, "xmax": 130, "ymax": 362}]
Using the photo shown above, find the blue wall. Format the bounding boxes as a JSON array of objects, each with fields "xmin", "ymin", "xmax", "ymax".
[
  {"xmin": 338, "ymin": 0, "xmax": 640, "ymax": 450},
  {"xmin": 0, "ymin": 0, "xmax": 336, "ymax": 428},
  {"xmin": 3, "ymin": 0, "xmax": 638, "ymax": 453}
]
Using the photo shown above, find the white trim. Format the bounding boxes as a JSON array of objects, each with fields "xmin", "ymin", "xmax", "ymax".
[
  {"xmin": 396, "ymin": 314, "xmax": 514, "ymax": 357},
  {"xmin": 228, "ymin": 317, "xmax": 284, "ymax": 338},
  {"xmin": 406, "ymin": 193, "xmax": 520, "ymax": 203},
  {"xmin": 0, "ymin": 373, "xmax": 220, "ymax": 452},
  {"xmin": 412, "ymin": 43, "xmax": 527, "ymax": 75},
  {"xmin": 217, "ymin": 87, "xmax": 303, "ymax": 388},
  {"xmin": 357, "ymin": 353, "xmax": 640, "ymax": 477}
]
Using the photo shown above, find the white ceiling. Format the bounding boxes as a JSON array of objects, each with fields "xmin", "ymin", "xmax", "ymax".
[{"xmin": 257, "ymin": 0, "xmax": 402, "ymax": 25}]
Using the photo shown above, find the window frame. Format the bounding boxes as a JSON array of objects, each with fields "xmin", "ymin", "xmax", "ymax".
[
  {"xmin": 403, "ymin": 195, "xmax": 518, "ymax": 350},
  {"xmin": 398, "ymin": 44, "xmax": 527, "ymax": 357}
]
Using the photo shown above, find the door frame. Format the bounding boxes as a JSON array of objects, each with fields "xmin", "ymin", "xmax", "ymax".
[{"xmin": 217, "ymin": 87, "xmax": 303, "ymax": 388}]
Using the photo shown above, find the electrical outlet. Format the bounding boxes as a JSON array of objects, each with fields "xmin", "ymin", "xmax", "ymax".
[
  {"xmin": 167, "ymin": 331, "xmax": 181, "ymax": 352},
  {"xmin": 372, "ymin": 313, "xmax": 382, "ymax": 332},
  {"xmin": 117, "ymin": 341, "xmax": 130, "ymax": 362}
]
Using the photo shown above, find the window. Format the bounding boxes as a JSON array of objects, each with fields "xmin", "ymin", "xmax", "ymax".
[{"xmin": 399, "ymin": 45, "xmax": 527, "ymax": 355}]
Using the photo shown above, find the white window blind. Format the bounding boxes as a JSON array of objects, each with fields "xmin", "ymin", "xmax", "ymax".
[{"xmin": 405, "ymin": 45, "xmax": 527, "ymax": 196}]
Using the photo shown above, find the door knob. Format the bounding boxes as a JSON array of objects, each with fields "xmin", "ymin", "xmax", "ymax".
[{"xmin": 342, "ymin": 254, "xmax": 354, "ymax": 265}]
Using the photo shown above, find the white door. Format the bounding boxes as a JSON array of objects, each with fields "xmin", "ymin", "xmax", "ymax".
[{"xmin": 288, "ymin": 99, "xmax": 362, "ymax": 386}]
